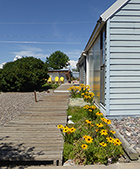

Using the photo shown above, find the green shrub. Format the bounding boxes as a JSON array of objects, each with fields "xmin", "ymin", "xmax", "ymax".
[
  {"xmin": 58, "ymin": 84, "xmax": 124, "ymax": 165},
  {"xmin": 59, "ymin": 106, "xmax": 124, "ymax": 165},
  {"xmin": 42, "ymin": 82, "xmax": 59, "ymax": 90},
  {"xmin": 1, "ymin": 57, "xmax": 49, "ymax": 92}
]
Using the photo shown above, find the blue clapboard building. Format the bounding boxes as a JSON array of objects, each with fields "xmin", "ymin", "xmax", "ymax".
[{"xmin": 77, "ymin": 0, "xmax": 140, "ymax": 117}]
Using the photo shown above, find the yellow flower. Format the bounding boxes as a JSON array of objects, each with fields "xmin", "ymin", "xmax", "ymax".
[
  {"xmin": 85, "ymin": 136, "xmax": 93, "ymax": 143},
  {"xmin": 57, "ymin": 124, "xmax": 64, "ymax": 129},
  {"xmin": 63, "ymin": 128, "xmax": 69, "ymax": 133},
  {"xmin": 89, "ymin": 109, "xmax": 92, "ymax": 112},
  {"xmin": 85, "ymin": 120, "xmax": 91, "ymax": 124},
  {"xmin": 91, "ymin": 105, "xmax": 96, "ymax": 109},
  {"xmin": 100, "ymin": 129, "xmax": 108, "ymax": 136},
  {"xmin": 114, "ymin": 138, "xmax": 122, "ymax": 145},
  {"xmin": 96, "ymin": 112, "xmax": 103, "ymax": 116},
  {"xmin": 110, "ymin": 130, "xmax": 116, "ymax": 134},
  {"xmin": 63, "ymin": 126, "xmax": 68, "ymax": 129},
  {"xmin": 83, "ymin": 135, "xmax": 88, "ymax": 139},
  {"xmin": 106, "ymin": 137, "xmax": 114, "ymax": 143},
  {"xmin": 96, "ymin": 123, "xmax": 104, "ymax": 128},
  {"xmin": 70, "ymin": 127, "xmax": 76, "ymax": 133},
  {"xmin": 96, "ymin": 129, "xmax": 99, "ymax": 132},
  {"xmin": 81, "ymin": 144, "xmax": 88, "ymax": 150},
  {"xmin": 106, "ymin": 119, "xmax": 111, "ymax": 124},
  {"xmin": 101, "ymin": 118, "xmax": 107, "ymax": 123},
  {"xmin": 100, "ymin": 142, "xmax": 107, "ymax": 147}
]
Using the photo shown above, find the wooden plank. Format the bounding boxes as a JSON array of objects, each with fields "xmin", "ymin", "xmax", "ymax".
[
  {"xmin": 110, "ymin": 53, "xmax": 140, "ymax": 59},
  {"xmin": 110, "ymin": 22, "xmax": 140, "ymax": 28},
  {"xmin": 115, "ymin": 10, "xmax": 140, "ymax": 16},
  {"xmin": 108, "ymin": 82, "xmax": 140, "ymax": 88},
  {"xmin": 110, "ymin": 104, "xmax": 140, "ymax": 110},
  {"xmin": 110, "ymin": 64, "xmax": 140, "ymax": 70},
  {"xmin": 110, "ymin": 28, "xmax": 140, "ymax": 34},
  {"xmin": 110, "ymin": 34, "xmax": 140, "ymax": 41},
  {"xmin": 110, "ymin": 46, "xmax": 140, "ymax": 53},
  {"xmin": 110, "ymin": 87, "xmax": 140, "ymax": 93},
  {"xmin": 110, "ymin": 58, "xmax": 140, "ymax": 64},
  {"xmin": 110, "ymin": 99, "xmax": 140, "ymax": 105},
  {"xmin": 110, "ymin": 70, "xmax": 140, "ymax": 76},
  {"xmin": 0, "ymin": 89, "xmax": 70, "ymax": 164},
  {"xmin": 110, "ymin": 76, "xmax": 140, "ymax": 82},
  {"xmin": 110, "ymin": 93, "xmax": 140, "ymax": 99},
  {"xmin": 109, "ymin": 110, "xmax": 140, "ymax": 116},
  {"xmin": 123, "ymin": 4, "xmax": 140, "ymax": 10}
]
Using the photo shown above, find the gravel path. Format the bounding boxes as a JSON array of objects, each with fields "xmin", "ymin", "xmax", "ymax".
[
  {"xmin": 0, "ymin": 91, "xmax": 53, "ymax": 126},
  {"xmin": 112, "ymin": 117, "xmax": 140, "ymax": 156}
]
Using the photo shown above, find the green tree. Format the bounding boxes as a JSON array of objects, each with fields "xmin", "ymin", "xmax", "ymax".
[
  {"xmin": 46, "ymin": 50, "xmax": 70, "ymax": 70},
  {"xmin": 1, "ymin": 56, "xmax": 49, "ymax": 92}
]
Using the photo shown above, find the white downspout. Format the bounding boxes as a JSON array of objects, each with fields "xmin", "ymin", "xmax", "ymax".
[
  {"xmin": 106, "ymin": 19, "xmax": 110, "ymax": 116},
  {"xmin": 86, "ymin": 55, "xmax": 89, "ymax": 85}
]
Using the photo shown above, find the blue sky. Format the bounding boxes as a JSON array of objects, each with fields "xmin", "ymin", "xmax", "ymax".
[{"xmin": 0, "ymin": 0, "xmax": 116, "ymax": 69}]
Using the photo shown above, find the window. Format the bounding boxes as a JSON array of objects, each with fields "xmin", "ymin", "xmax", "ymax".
[{"xmin": 100, "ymin": 27, "xmax": 106, "ymax": 105}]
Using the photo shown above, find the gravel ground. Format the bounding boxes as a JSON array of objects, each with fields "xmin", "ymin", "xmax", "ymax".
[
  {"xmin": 112, "ymin": 117, "xmax": 140, "ymax": 156},
  {"xmin": 0, "ymin": 91, "xmax": 53, "ymax": 126}
]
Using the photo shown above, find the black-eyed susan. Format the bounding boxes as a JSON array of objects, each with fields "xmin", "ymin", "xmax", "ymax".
[
  {"xmin": 81, "ymin": 144, "xmax": 88, "ymax": 150},
  {"xmin": 89, "ymin": 109, "xmax": 92, "ymax": 112},
  {"xmin": 85, "ymin": 120, "xmax": 91, "ymax": 124},
  {"xmin": 100, "ymin": 129, "xmax": 108, "ymax": 136},
  {"xmin": 99, "ymin": 142, "xmax": 107, "ymax": 147},
  {"xmin": 96, "ymin": 112, "xmax": 103, "ymax": 116},
  {"xmin": 63, "ymin": 126, "xmax": 68, "ymax": 129},
  {"xmin": 114, "ymin": 138, "xmax": 122, "ymax": 145},
  {"xmin": 57, "ymin": 124, "xmax": 64, "ymax": 129},
  {"xmin": 106, "ymin": 119, "xmax": 111, "ymax": 124},
  {"xmin": 106, "ymin": 137, "xmax": 114, "ymax": 143},
  {"xmin": 83, "ymin": 135, "xmax": 88, "ymax": 139},
  {"xmin": 63, "ymin": 128, "xmax": 69, "ymax": 133},
  {"xmin": 110, "ymin": 130, "xmax": 116, "ymax": 134},
  {"xmin": 90, "ymin": 124, "xmax": 94, "ymax": 127},
  {"xmin": 70, "ymin": 127, "xmax": 76, "ymax": 133},
  {"xmin": 101, "ymin": 118, "xmax": 107, "ymax": 123},
  {"xmin": 85, "ymin": 136, "xmax": 93, "ymax": 143},
  {"xmin": 96, "ymin": 129, "xmax": 99, "ymax": 132},
  {"xmin": 96, "ymin": 123, "xmax": 104, "ymax": 128}
]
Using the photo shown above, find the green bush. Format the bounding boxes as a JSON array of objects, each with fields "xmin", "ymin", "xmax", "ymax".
[
  {"xmin": 42, "ymin": 82, "xmax": 59, "ymax": 90},
  {"xmin": 1, "ymin": 57, "xmax": 49, "ymax": 92},
  {"xmin": 59, "ymin": 106, "xmax": 124, "ymax": 165},
  {"xmin": 58, "ymin": 84, "xmax": 124, "ymax": 165}
]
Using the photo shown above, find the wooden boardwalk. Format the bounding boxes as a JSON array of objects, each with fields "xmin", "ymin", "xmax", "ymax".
[{"xmin": 0, "ymin": 84, "xmax": 72, "ymax": 166}]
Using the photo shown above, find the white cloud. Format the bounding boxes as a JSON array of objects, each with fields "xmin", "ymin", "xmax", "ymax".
[
  {"xmin": 69, "ymin": 60, "xmax": 78, "ymax": 69},
  {"xmin": 65, "ymin": 50, "xmax": 81, "ymax": 61},
  {"xmin": 11, "ymin": 47, "xmax": 48, "ymax": 61},
  {"xmin": 13, "ymin": 55, "xmax": 22, "ymax": 61},
  {"xmin": 0, "ymin": 62, "xmax": 6, "ymax": 69}
]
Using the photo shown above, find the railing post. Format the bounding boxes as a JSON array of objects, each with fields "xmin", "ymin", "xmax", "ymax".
[{"xmin": 34, "ymin": 90, "xmax": 37, "ymax": 102}]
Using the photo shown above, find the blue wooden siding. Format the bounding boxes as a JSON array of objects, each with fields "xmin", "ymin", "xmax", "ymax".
[{"xmin": 108, "ymin": 0, "xmax": 140, "ymax": 116}]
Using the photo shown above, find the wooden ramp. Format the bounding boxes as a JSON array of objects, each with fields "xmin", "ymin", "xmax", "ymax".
[{"xmin": 0, "ymin": 87, "xmax": 71, "ymax": 166}]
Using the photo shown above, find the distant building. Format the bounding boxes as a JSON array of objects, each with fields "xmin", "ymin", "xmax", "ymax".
[
  {"xmin": 72, "ymin": 71, "xmax": 79, "ymax": 79},
  {"xmin": 77, "ymin": 0, "xmax": 140, "ymax": 118},
  {"xmin": 48, "ymin": 69, "xmax": 72, "ymax": 83}
]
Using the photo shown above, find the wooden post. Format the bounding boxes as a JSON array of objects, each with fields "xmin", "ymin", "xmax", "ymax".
[{"xmin": 34, "ymin": 90, "xmax": 37, "ymax": 102}]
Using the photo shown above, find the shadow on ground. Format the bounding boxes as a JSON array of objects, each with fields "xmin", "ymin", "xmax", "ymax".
[{"xmin": 0, "ymin": 137, "xmax": 52, "ymax": 169}]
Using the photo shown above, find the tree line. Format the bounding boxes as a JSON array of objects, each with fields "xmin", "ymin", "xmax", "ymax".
[{"xmin": 0, "ymin": 51, "xmax": 70, "ymax": 92}]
